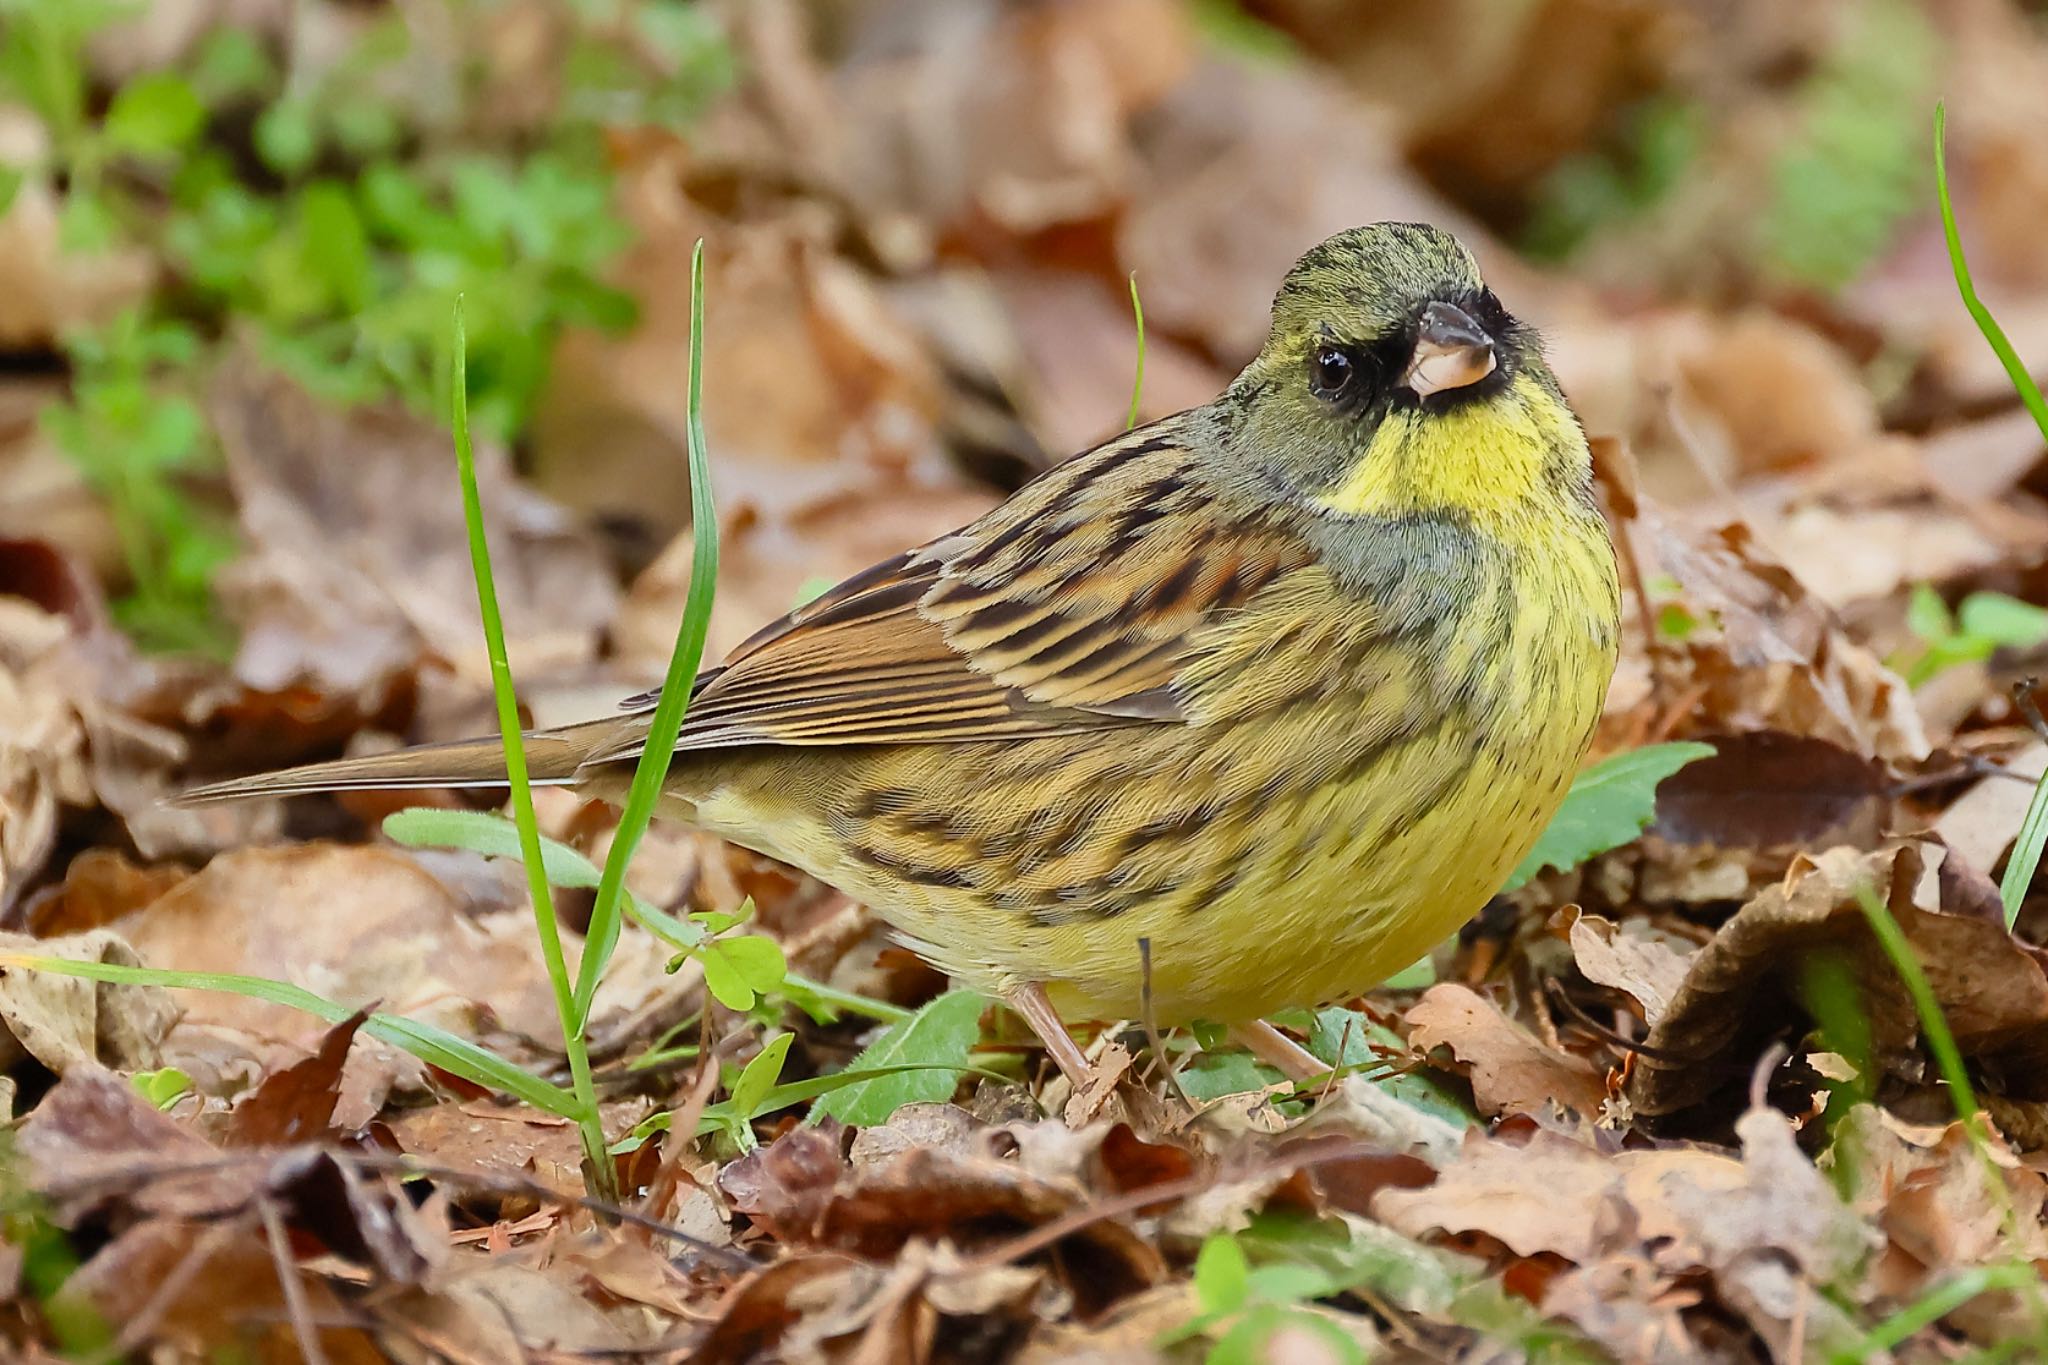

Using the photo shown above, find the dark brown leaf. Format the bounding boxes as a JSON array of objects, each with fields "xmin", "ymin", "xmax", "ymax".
[
  {"xmin": 225, "ymin": 1008, "xmax": 370, "ymax": 1147},
  {"xmin": 1651, "ymin": 730, "xmax": 1891, "ymax": 851}
]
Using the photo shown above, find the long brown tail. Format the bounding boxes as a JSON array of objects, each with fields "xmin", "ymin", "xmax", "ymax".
[{"xmin": 175, "ymin": 717, "xmax": 621, "ymax": 806}]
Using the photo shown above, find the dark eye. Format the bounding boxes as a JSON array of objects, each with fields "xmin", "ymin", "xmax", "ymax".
[{"xmin": 1309, "ymin": 346, "xmax": 1356, "ymax": 401}]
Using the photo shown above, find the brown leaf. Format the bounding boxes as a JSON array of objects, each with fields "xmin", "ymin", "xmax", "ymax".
[
  {"xmin": 721, "ymin": 1122, "xmax": 1164, "ymax": 1309},
  {"xmin": 210, "ymin": 359, "xmax": 617, "ymax": 704},
  {"xmin": 1835, "ymin": 1104, "xmax": 2048, "ymax": 1300},
  {"xmin": 1375, "ymin": 1107, "xmax": 1872, "ymax": 1281},
  {"xmin": 17, "ymin": 1067, "xmax": 229, "ymax": 1222},
  {"xmin": 1628, "ymin": 842, "xmax": 2048, "ymax": 1118},
  {"xmin": 1645, "ymin": 510, "xmax": 1928, "ymax": 763},
  {"xmin": 1405, "ymin": 983, "xmax": 1608, "ymax": 1121},
  {"xmin": 20, "ymin": 1071, "xmax": 440, "ymax": 1286},
  {"xmin": 52, "ymin": 1215, "xmax": 385, "ymax": 1363},
  {"xmin": 381, "ymin": 1259, "xmax": 645, "ymax": 1357},
  {"xmin": 225, "ymin": 1008, "xmax": 369, "ymax": 1147},
  {"xmin": 0, "ymin": 928, "xmax": 175, "ymax": 1081},
  {"xmin": 1650, "ymin": 730, "xmax": 1891, "ymax": 852},
  {"xmin": 383, "ymin": 1099, "xmax": 592, "ymax": 1202},
  {"xmin": 1933, "ymin": 740, "xmax": 2046, "ymax": 880},
  {"xmin": 1567, "ymin": 915, "xmax": 1695, "ymax": 1029},
  {"xmin": 118, "ymin": 843, "xmax": 557, "ymax": 1091},
  {"xmin": 19, "ymin": 848, "xmax": 190, "ymax": 937},
  {"xmin": 691, "ymin": 1252, "xmax": 871, "ymax": 1365}
]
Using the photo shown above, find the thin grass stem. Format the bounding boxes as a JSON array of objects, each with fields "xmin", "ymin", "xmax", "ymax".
[
  {"xmin": 450, "ymin": 298, "xmax": 612, "ymax": 1196},
  {"xmin": 1934, "ymin": 102, "xmax": 2048, "ymax": 928},
  {"xmin": 573, "ymin": 241, "xmax": 719, "ymax": 1021},
  {"xmin": 1126, "ymin": 272, "xmax": 1146, "ymax": 430}
]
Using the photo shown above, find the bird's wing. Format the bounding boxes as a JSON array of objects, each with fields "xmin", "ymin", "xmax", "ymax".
[{"xmin": 583, "ymin": 425, "xmax": 1314, "ymax": 766}]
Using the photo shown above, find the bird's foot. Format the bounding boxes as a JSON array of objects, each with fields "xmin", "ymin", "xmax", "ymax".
[{"xmin": 1004, "ymin": 981, "xmax": 1096, "ymax": 1086}]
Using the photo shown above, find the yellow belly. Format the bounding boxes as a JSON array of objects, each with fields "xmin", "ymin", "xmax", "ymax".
[
  {"xmin": 669, "ymin": 521, "xmax": 1619, "ymax": 1026},
  {"xmin": 675, "ymin": 653, "xmax": 1604, "ymax": 1025}
]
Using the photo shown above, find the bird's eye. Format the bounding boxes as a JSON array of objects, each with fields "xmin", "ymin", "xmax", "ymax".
[{"xmin": 1308, "ymin": 346, "xmax": 1356, "ymax": 401}]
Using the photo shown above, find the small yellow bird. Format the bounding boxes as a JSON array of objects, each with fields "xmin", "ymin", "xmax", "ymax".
[{"xmin": 186, "ymin": 223, "xmax": 1621, "ymax": 1082}]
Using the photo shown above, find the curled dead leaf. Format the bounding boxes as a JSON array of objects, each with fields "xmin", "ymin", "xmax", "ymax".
[{"xmin": 1628, "ymin": 842, "xmax": 2048, "ymax": 1119}]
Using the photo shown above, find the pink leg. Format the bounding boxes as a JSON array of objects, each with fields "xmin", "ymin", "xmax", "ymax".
[{"xmin": 1005, "ymin": 983, "xmax": 1094, "ymax": 1085}]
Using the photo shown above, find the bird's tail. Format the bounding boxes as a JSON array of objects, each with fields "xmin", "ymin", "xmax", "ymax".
[{"xmin": 174, "ymin": 717, "xmax": 621, "ymax": 806}]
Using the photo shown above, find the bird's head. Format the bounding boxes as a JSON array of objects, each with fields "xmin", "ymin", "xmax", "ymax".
[{"xmin": 1222, "ymin": 222, "xmax": 1590, "ymax": 528}]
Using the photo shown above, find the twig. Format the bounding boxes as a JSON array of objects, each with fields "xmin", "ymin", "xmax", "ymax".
[
  {"xmin": 962, "ymin": 1141, "xmax": 1385, "ymax": 1273},
  {"xmin": 2012, "ymin": 678, "xmax": 2048, "ymax": 746},
  {"xmin": 258, "ymin": 1193, "xmax": 330, "ymax": 1365},
  {"xmin": 637, "ymin": 1027, "xmax": 728, "ymax": 1229},
  {"xmin": 34, "ymin": 1146, "xmax": 760, "ymax": 1272},
  {"xmin": 1542, "ymin": 977, "xmax": 1715, "ymax": 1066},
  {"xmin": 104, "ymin": 1212, "xmax": 252, "ymax": 1360}
]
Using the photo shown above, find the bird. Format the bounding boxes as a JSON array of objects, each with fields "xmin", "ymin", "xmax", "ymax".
[{"xmin": 183, "ymin": 222, "xmax": 1622, "ymax": 1085}]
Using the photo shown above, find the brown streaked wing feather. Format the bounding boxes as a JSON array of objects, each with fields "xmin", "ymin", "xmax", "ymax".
[{"xmin": 581, "ymin": 422, "xmax": 1312, "ymax": 767}]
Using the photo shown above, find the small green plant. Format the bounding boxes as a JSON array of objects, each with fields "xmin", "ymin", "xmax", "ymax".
[
  {"xmin": 1161, "ymin": 1233, "xmax": 1371, "ymax": 1363},
  {"xmin": 1894, "ymin": 584, "xmax": 2048, "ymax": 686},
  {"xmin": 39, "ymin": 310, "xmax": 237, "ymax": 653},
  {"xmin": 1524, "ymin": 95, "xmax": 1703, "ymax": 262},
  {"xmin": 810, "ymin": 990, "xmax": 987, "ymax": 1126},
  {"xmin": 0, "ymin": 251, "xmax": 720, "ymax": 1201},
  {"xmin": 129, "ymin": 1066, "xmax": 193, "ymax": 1110},
  {"xmin": 1761, "ymin": 0, "xmax": 1936, "ymax": 290},
  {"xmin": 0, "ymin": 0, "xmax": 730, "ymax": 650}
]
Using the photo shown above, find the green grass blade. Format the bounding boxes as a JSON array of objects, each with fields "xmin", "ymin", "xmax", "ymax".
[
  {"xmin": 1125, "ymin": 272, "xmax": 1147, "ymax": 430},
  {"xmin": 0, "ymin": 952, "xmax": 579, "ymax": 1117},
  {"xmin": 1827, "ymin": 1264, "xmax": 2039, "ymax": 1365},
  {"xmin": 1853, "ymin": 885, "xmax": 1982, "ymax": 1127},
  {"xmin": 1934, "ymin": 102, "xmax": 2048, "ymax": 928},
  {"xmin": 449, "ymin": 299, "xmax": 611, "ymax": 1185},
  {"xmin": 2004, "ymin": 781, "xmax": 2048, "ymax": 929},
  {"xmin": 575, "ymin": 239, "xmax": 718, "ymax": 1019},
  {"xmin": 1934, "ymin": 102, "xmax": 2048, "ymax": 444}
]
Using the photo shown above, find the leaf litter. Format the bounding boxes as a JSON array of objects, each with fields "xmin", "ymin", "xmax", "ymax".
[{"xmin": 9, "ymin": 0, "xmax": 2048, "ymax": 1360}]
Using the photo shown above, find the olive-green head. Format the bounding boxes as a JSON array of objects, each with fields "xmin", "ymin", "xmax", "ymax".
[{"xmin": 1221, "ymin": 222, "xmax": 1588, "ymax": 528}]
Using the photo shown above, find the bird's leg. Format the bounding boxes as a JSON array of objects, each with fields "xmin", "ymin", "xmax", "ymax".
[
  {"xmin": 1232, "ymin": 1019, "xmax": 1328, "ymax": 1083},
  {"xmin": 1005, "ymin": 982, "xmax": 1094, "ymax": 1085}
]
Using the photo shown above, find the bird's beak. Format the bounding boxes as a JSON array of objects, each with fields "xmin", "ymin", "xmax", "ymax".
[{"xmin": 1403, "ymin": 301, "xmax": 1497, "ymax": 398}]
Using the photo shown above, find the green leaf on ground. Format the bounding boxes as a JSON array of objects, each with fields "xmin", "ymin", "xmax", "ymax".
[
  {"xmin": 131, "ymin": 1067, "xmax": 192, "ymax": 1110},
  {"xmin": 105, "ymin": 73, "xmax": 206, "ymax": 155},
  {"xmin": 727, "ymin": 1033, "xmax": 793, "ymax": 1129},
  {"xmin": 810, "ymin": 989, "xmax": 985, "ymax": 1126},
  {"xmin": 1503, "ymin": 741, "xmax": 1714, "ymax": 891},
  {"xmin": 1179, "ymin": 1049, "xmax": 1284, "ymax": 1102},
  {"xmin": 701, "ymin": 936, "xmax": 788, "ymax": 1011}
]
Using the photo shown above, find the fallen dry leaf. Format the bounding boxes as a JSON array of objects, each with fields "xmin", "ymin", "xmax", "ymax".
[
  {"xmin": 117, "ymin": 843, "xmax": 557, "ymax": 1102},
  {"xmin": 1566, "ymin": 914, "xmax": 1695, "ymax": 1029},
  {"xmin": 0, "ymin": 927, "xmax": 175, "ymax": 1083},
  {"xmin": 1649, "ymin": 729, "xmax": 1891, "ymax": 854},
  {"xmin": 1628, "ymin": 841, "xmax": 2048, "ymax": 1119},
  {"xmin": 1405, "ymin": 983, "xmax": 1608, "ymax": 1122},
  {"xmin": 224, "ymin": 1008, "xmax": 368, "ymax": 1147},
  {"xmin": 1648, "ymin": 511, "xmax": 1929, "ymax": 763},
  {"xmin": 210, "ymin": 359, "xmax": 617, "ymax": 704},
  {"xmin": 1376, "ymin": 1107, "xmax": 1874, "ymax": 1335},
  {"xmin": 720, "ymin": 1122, "xmax": 1165, "ymax": 1306}
]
